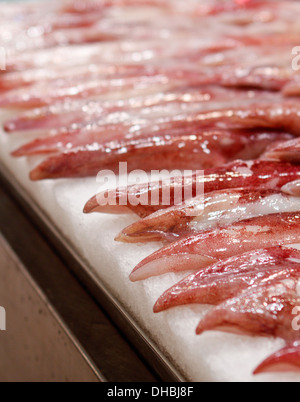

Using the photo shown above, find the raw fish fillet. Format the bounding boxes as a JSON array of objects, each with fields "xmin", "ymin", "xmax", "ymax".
[
  {"xmin": 0, "ymin": 66, "xmax": 249, "ymax": 108},
  {"xmin": 283, "ymin": 80, "xmax": 300, "ymax": 96},
  {"xmin": 195, "ymin": 279, "xmax": 300, "ymax": 342},
  {"xmin": 11, "ymin": 87, "xmax": 277, "ymax": 150},
  {"xmin": 0, "ymin": 73, "xmax": 174, "ymax": 108},
  {"xmin": 254, "ymin": 341, "xmax": 300, "ymax": 374},
  {"xmin": 3, "ymin": 38, "xmax": 299, "ymax": 90},
  {"xmin": 3, "ymin": 19, "xmax": 191, "ymax": 54},
  {"xmin": 0, "ymin": 64, "xmax": 148, "ymax": 91},
  {"xmin": 6, "ymin": 2, "xmax": 226, "ymax": 54},
  {"xmin": 153, "ymin": 247, "xmax": 300, "ymax": 312},
  {"xmin": 4, "ymin": 86, "xmax": 273, "ymax": 133},
  {"xmin": 27, "ymin": 129, "xmax": 284, "ymax": 180},
  {"xmin": 0, "ymin": 12, "xmax": 102, "ymax": 40},
  {"xmin": 3, "ymin": 40, "xmax": 299, "ymax": 107},
  {"xmin": 117, "ymin": 188, "xmax": 300, "ymax": 243},
  {"xmin": 171, "ymin": 102, "xmax": 300, "ymax": 136},
  {"xmin": 84, "ymin": 160, "xmax": 300, "ymax": 216},
  {"xmin": 1, "ymin": 62, "xmax": 299, "ymax": 108},
  {"xmin": 263, "ymin": 137, "xmax": 300, "ymax": 164},
  {"xmin": 63, "ymin": 0, "xmax": 266, "ymax": 16},
  {"xmin": 3, "ymin": 37, "xmax": 236, "ymax": 73},
  {"xmin": 130, "ymin": 212, "xmax": 300, "ymax": 281},
  {"xmin": 1, "ymin": 1, "xmax": 299, "ymax": 63},
  {"xmin": 5, "ymin": 0, "xmax": 300, "ymax": 383},
  {"xmin": 12, "ymin": 106, "xmax": 292, "ymax": 155},
  {"xmin": 2, "ymin": 88, "xmax": 217, "ymax": 133},
  {"xmin": 0, "ymin": 17, "xmax": 119, "ymax": 55},
  {"xmin": 282, "ymin": 180, "xmax": 300, "ymax": 197},
  {"xmin": 12, "ymin": 123, "xmax": 125, "ymax": 157},
  {"xmin": 0, "ymin": 1, "xmax": 70, "ymax": 25}
]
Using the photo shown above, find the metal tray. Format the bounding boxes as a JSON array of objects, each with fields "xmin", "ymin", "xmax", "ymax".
[{"xmin": 0, "ymin": 160, "xmax": 187, "ymax": 382}]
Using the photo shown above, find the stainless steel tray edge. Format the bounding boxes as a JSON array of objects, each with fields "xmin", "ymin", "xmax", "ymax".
[{"xmin": 0, "ymin": 161, "xmax": 187, "ymax": 382}]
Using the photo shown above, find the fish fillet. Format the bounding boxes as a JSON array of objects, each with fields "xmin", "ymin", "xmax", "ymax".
[
  {"xmin": 254, "ymin": 341, "xmax": 300, "ymax": 374},
  {"xmin": 117, "ymin": 188, "xmax": 300, "ymax": 243},
  {"xmin": 195, "ymin": 279, "xmax": 300, "ymax": 342},
  {"xmin": 84, "ymin": 160, "xmax": 300, "ymax": 216},
  {"xmin": 154, "ymin": 247, "xmax": 300, "ymax": 312},
  {"xmin": 130, "ymin": 212, "xmax": 300, "ymax": 281}
]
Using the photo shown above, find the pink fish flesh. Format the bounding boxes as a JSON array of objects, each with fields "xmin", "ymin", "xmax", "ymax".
[
  {"xmin": 0, "ymin": 73, "xmax": 176, "ymax": 108},
  {"xmin": 130, "ymin": 212, "xmax": 300, "ymax": 281},
  {"xmin": 263, "ymin": 137, "xmax": 300, "ymax": 164},
  {"xmin": 117, "ymin": 188, "xmax": 300, "ymax": 243},
  {"xmin": 153, "ymin": 247, "xmax": 300, "ymax": 312},
  {"xmin": 27, "ymin": 129, "xmax": 287, "ymax": 180},
  {"xmin": 1, "ymin": 62, "xmax": 299, "ymax": 108},
  {"xmin": 195, "ymin": 278, "xmax": 300, "ymax": 342},
  {"xmin": 0, "ymin": 64, "xmax": 149, "ymax": 91},
  {"xmin": 4, "ymin": 86, "xmax": 274, "ymax": 133},
  {"xmin": 11, "ymin": 106, "xmax": 293, "ymax": 155},
  {"xmin": 282, "ymin": 180, "xmax": 300, "ymax": 198},
  {"xmin": 84, "ymin": 160, "xmax": 300, "ymax": 217},
  {"xmin": 63, "ymin": 0, "xmax": 267, "ymax": 16},
  {"xmin": 254, "ymin": 341, "xmax": 300, "ymax": 374}
]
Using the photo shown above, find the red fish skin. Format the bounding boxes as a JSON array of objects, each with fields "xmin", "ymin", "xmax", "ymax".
[
  {"xmin": 0, "ymin": 67, "xmax": 297, "ymax": 108},
  {"xmin": 27, "ymin": 129, "xmax": 294, "ymax": 181},
  {"xmin": 263, "ymin": 137, "xmax": 300, "ymax": 164},
  {"xmin": 0, "ymin": 73, "xmax": 174, "ymax": 108},
  {"xmin": 195, "ymin": 279, "xmax": 300, "ymax": 342},
  {"xmin": 84, "ymin": 160, "xmax": 300, "ymax": 216},
  {"xmin": 63, "ymin": 0, "xmax": 171, "ymax": 14},
  {"xmin": 4, "ymin": 110, "xmax": 95, "ymax": 136},
  {"xmin": 9, "ymin": 86, "xmax": 263, "ymax": 149},
  {"xmin": 130, "ymin": 212, "xmax": 300, "ymax": 281},
  {"xmin": 153, "ymin": 247, "xmax": 300, "ymax": 313},
  {"xmin": 11, "ymin": 122, "xmax": 127, "ymax": 157},
  {"xmin": 1, "ymin": 86, "xmax": 262, "ymax": 133},
  {"xmin": 2, "ymin": 39, "xmax": 299, "ymax": 105},
  {"xmin": 2, "ymin": 40, "xmax": 298, "ymax": 98},
  {"xmin": 283, "ymin": 81, "xmax": 300, "ymax": 97},
  {"xmin": 3, "ymin": 44, "xmax": 104, "ymax": 73},
  {"xmin": 2, "ymin": 2, "xmax": 300, "ymax": 70},
  {"xmin": 8, "ymin": 3, "xmax": 202, "ymax": 54},
  {"xmin": 222, "ymin": 66, "xmax": 292, "ymax": 92},
  {"xmin": 0, "ymin": 64, "xmax": 149, "ymax": 91},
  {"xmin": 37, "ymin": 13, "xmax": 103, "ymax": 31},
  {"xmin": 1, "ymin": 37, "xmax": 237, "ymax": 74},
  {"xmin": 1, "ymin": 22, "xmax": 119, "ymax": 57},
  {"xmin": 2, "ymin": 38, "xmax": 298, "ymax": 102},
  {"xmin": 14, "ymin": 96, "xmax": 299, "ymax": 162},
  {"xmin": 3, "ymin": 102, "xmax": 99, "ymax": 133},
  {"xmin": 3, "ymin": 86, "xmax": 280, "ymax": 133},
  {"xmin": 179, "ymin": 102, "xmax": 300, "ymax": 136},
  {"xmin": 1, "ymin": 87, "xmax": 212, "ymax": 132},
  {"xmin": 0, "ymin": 72, "xmax": 219, "ymax": 108},
  {"xmin": 282, "ymin": 180, "xmax": 300, "ymax": 198},
  {"xmin": 27, "ymin": 129, "xmax": 265, "ymax": 179},
  {"xmin": 4, "ymin": 12, "xmax": 103, "ymax": 37},
  {"xmin": 0, "ymin": 6, "xmax": 102, "ymax": 43},
  {"xmin": 116, "ymin": 187, "xmax": 295, "ymax": 244},
  {"xmin": 254, "ymin": 341, "xmax": 300, "ymax": 374},
  {"xmin": 10, "ymin": 123, "xmax": 201, "ymax": 157},
  {"xmin": 12, "ymin": 116, "xmax": 293, "ymax": 157},
  {"xmin": 63, "ymin": 0, "xmax": 269, "ymax": 16},
  {"xmin": 29, "ymin": 136, "xmax": 213, "ymax": 180}
]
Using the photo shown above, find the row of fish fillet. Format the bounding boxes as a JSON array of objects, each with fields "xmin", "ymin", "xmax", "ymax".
[{"xmin": 3, "ymin": 0, "xmax": 300, "ymax": 377}]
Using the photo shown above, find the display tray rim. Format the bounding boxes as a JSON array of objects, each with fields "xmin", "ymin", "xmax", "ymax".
[{"xmin": 0, "ymin": 160, "xmax": 187, "ymax": 383}]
